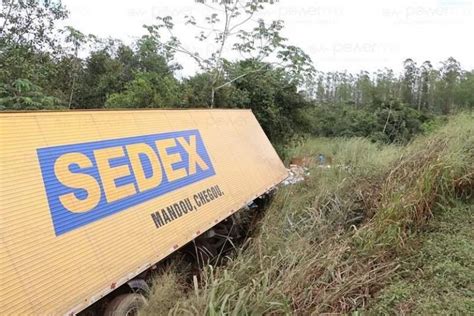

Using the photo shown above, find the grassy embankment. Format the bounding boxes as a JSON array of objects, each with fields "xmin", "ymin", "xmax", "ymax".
[{"xmin": 141, "ymin": 113, "xmax": 473, "ymax": 315}]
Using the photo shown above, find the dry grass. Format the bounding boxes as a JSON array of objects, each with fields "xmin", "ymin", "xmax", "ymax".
[{"xmin": 141, "ymin": 113, "xmax": 473, "ymax": 315}]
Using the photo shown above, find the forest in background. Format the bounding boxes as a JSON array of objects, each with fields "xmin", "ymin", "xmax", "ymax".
[{"xmin": 1, "ymin": 1, "xmax": 473, "ymax": 154}]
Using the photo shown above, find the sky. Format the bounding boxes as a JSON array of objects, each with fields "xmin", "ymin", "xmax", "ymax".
[{"xmin": 61, "ymin": 0, "xmax": 474, "ymax": 77}]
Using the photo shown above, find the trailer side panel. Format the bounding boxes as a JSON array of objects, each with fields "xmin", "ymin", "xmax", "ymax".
[{"xmin": 0, "ymin": 110, "xmax": 287, "ymax": 314}]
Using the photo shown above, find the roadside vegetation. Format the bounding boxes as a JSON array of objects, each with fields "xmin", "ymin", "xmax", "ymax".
[
  {"xmin": 140, "ymin": 113, "xmax": 473, "ymax": 315},
  {"xmin": 369, "ymin": 200, "xmax": 473, "ymax": 314},
  {"xmin": 1, "ymin": 1, "xmax": 474, "ymax": 155}
]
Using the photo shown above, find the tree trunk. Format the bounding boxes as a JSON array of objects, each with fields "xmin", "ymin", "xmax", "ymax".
[
  {"xmin": 1, "ymin": 0, "xmax": 13, "ymax": 34},
  {"xmin": 210, "ymin": 87, "xmax": 215, "ymax": 108},
  {"xmin": 68, "ymin": 47, "xmax": 79, "ymax": 109},
  {"xmin": 68, "ymin": 75, "xmax": 76, "ymax": 109}
]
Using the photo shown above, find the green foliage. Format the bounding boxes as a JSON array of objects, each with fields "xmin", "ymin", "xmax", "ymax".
[
  {"xmin": 0, "ymin": 79, "xmax": 63, "ymax": 110},
  {"xmin": 421, "ymin": 115, "xmax": 449, "ymax": 134},
  {"xmin": 73, "ymin": 51, "xmax": 121, "ymax": 108},
  {"xmin": 0, "ymin": 0, "xmax": 68, "ymax": 84},
  {"xmin": 180, "ymin": 60, "xmax": 312, "ymax": 154},
  {"xmin": 227, "ymin": 61, "xmax": 311, "ymax": 143},
  {"xmin": 300, "ymin": 99, "xmax": 429, "ymax": 145},
  {"xmin": 152, "ymin": 0, "xmax": 315, "ymax": 107},
  {"xmin": 456, "ymin": 71, "xmax": 474, "ymax": 109},
  {"xmin": 0, "ymin": 0, "xmax": 69, "ymax": 49},
  {"xmin": 311, "ymin": 57, "xmax": 472, "ymax": 115},
  {"xmin": 372, "ymin": 99, "xmax": 427, "ymax": 143},
  {"xmin": 181, "ymin": 73, "xmax": 214, "ymax": 108},
  {"xmin": 105, "ymin": 72, "xmax": 180, "ymax": 108}
]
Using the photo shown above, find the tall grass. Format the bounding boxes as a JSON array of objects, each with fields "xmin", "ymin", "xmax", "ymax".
[{"xmin": 140, "ymin": 113, "xmax": 473, "ymax": 315}]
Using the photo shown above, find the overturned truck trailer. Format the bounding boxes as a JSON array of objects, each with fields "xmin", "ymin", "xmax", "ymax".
[{"xmin": 0, "ymin": 109, "xmax": 287, "ymax": 315}]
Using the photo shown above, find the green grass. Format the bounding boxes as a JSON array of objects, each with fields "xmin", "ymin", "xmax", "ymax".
[
  {"xmin": 140, "ymin": 113, "xmax": 473, "ymax": 315},
  {"xmin": 368, "ymin": 201, "xmax": 474, "ymax": 315}
]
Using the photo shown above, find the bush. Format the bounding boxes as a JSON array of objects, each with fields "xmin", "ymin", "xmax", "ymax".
[
  {"xmin": 0, "ymin": 79, "xmax": 64, "ymax": 110},
  {"xmin": 299, "ymin": 99, "xmax": 432, "ymax": 145},
  {"xmin": 105, "ymin": 72, "xmax": 181, "ymax": 108}
]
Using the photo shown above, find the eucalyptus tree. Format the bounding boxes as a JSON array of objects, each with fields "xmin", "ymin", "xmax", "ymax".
[
  {"xmin": 62, "ymin": 26, "xmax": 87, "ymax": 108},
  {"xmin": 334, "ymin": 71, "xmax": 353, "ymax": 104},
  {"xmin": 439, "ymin": 57, "xmax": 461, "ymax": 113},
  {"xmin": 373, "ymin": 68, "xmax": 397, "ymax": 103},
  {"xmin": 401, "ymin": 58, "xmax": 418, "ymax": 107},
  {"xmin": 354, "ymin": 71, "xmax": 373, "ymax": 106},
  {"xmin": 314, "ymin": 72, "xmax": 326, "ymax": 104},
  {"xmin": 456, "ymin": 71, "xmax": 474, "ymax": 109},
  {"xmin": 419, "ymin": 61, "xmax": 434, "ymax": 110}
]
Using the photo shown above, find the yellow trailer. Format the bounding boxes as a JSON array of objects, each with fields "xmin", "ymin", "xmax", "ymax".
[{"xmin": 0, "ymin": 109, "xmax": 287, "ymax": 315}]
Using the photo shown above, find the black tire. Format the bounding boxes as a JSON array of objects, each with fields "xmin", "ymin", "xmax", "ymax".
[{"xmin": 104, "ymin": 293, "xmax": 147, "ymax": 316}]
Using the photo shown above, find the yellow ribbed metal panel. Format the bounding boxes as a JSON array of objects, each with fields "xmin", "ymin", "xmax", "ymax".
[{"xmin": 0, "ymin": 109, "xmax": 287, "ymax": 314}]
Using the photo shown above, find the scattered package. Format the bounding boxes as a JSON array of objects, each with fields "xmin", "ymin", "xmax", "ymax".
[{"xmin": 282, "ymin": 164, "xmax": 310, "ymax": 185}]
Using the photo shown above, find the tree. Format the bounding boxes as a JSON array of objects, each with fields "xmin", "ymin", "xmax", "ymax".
[
  {"xmin": 63, "ymin": 26, "xmax": 86, "ymax": 108},
  {"xmin": 439, "ymin": 57, "xmax": 461, "ymax": 114},
  {"xmin": 182, "ymin": 73, "xmax": 215, "ymax": 107},
  {"xmin": 105, "ymin": 72, "xmax": 181, "ymax": 108},
  {"xmin": 418, "ymin": 61, "xmax": 433, "ymax": 110},
  {"xmin": 221, "ymin": 60, "xmax": 311, "ymax": 145},
  {"xmin": 0, "ymin": 0, "xmax": 68, "ymax": 81},
  {"xmin": 149, "ymin": 0, "xmax": 314, "ymax": 107},
  {"xmin": 0, "ymin": 0, "xmax": 69, "ymax": 108},
  {"xmin": 401, "ymin": 58, "xmax": 418, "ymax": 107},
  {"xmin": 455, "ymin": 71, "xmax": 474, "ymax": 109},
  {"xmin": 0, "ymin": 0, "xmax": 68, "ymax": 50},
  {"xmin": 374, "ymin": 68, "xmax": 397, "ymax": 103},
  {"xmin": 74, "ymin": 49, "xmax": 124, "ymax": 108},
  {"xmin": 0, "ymin": 78, "xmax": 62, "ymax": 110},
  {"xmin": 372, "ymin": 99, "xmax": 425, "ymax": 143},
  {"xmin": 73, "ymin": 40, "xmax": 137, "ymax": 108},
  {"xmin": 354, "ymin": 71, "xmax": 373, "ymax": 106}
]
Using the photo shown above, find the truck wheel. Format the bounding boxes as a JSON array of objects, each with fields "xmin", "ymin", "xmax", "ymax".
[{"xmin": 104, "ymin": 293, "xmax": 147, "ymax": 316}]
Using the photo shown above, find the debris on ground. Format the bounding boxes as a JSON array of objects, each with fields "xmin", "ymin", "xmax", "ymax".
[
  {"xmin": 290, "ymin": 156, "xmax": 315, "ymax": 168},
  {"xmin": 283, "ymin": 154, "xmax": 335, "ymax": 185},
  {"xmin": 282, "ymin": 164, "xmax": 310, "ymax": 185}
]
